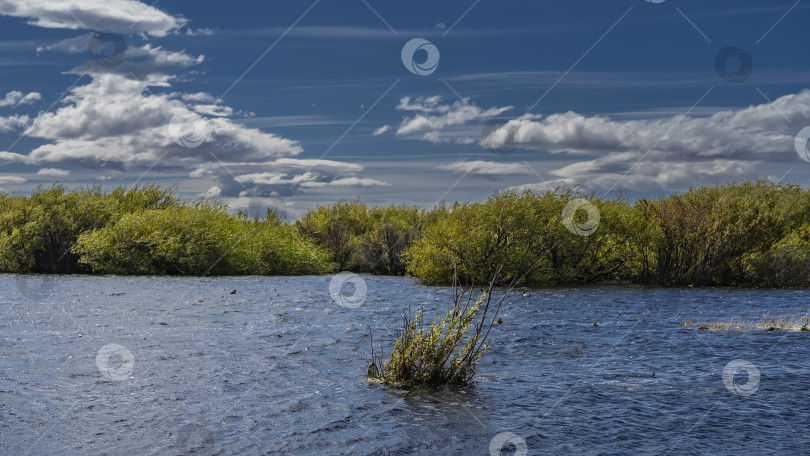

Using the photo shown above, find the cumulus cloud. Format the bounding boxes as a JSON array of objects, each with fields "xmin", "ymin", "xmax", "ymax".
[
  {"xmin": 22, "ymin": 73, "xmax": 303, "ymax": 171},
  {"xmin": 36, "ymin": 33, "xmax": 90, "ymax": 54},
  {"xmin": 0, "ymin": 91, "xmax": 41, "ymax": 107},
  {"xmin": 395, "ymin": 96, "xmax": 511, "ymax": 143},
  {"xmin": 548, "ymin": 158, "xmax": 757, "ymax": 192},
  {"xmin": 393, "ymin": 91, "xmax": 810, "ymax": 191},
  {"xmin": 0, "ymin": 114, "xmax": 30, "ymax": 132},
  {"xmin": 373, "ymin": 125, "xmax": 390, "ymax": 136},
  {"xmin": 483, "ymin": 93, "xmax": 810, "ymax": 161},
  {"xmin": 1, "ymin": 1, "xmax": 389, "ymax": 200},
  {"xmin": 11, "ymin": 72, "xmax": 386, "ymax": 197},
  {"xmin": 36, "ymin": 168, "xmax": 70, "ymax": 176},
  {"xmin": 0, "ymin": 151, "xmax": 31, "ymax": 164},
  {"xmin": 0, "ymin": 0, "xmax": 185, "ymax": 36},
  {"xmin": 0, "ymin": 175, "xmax": 27, "ymax": 184}
]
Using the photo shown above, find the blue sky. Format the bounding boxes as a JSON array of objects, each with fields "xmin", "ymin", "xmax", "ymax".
[{"xmin": 1, "ymin": 0, "xmax": 809, "ymax": 217}]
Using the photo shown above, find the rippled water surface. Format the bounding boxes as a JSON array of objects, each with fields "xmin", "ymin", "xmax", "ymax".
[{"xmin": 1, "ymin": 275, "xmax": 808, "ymax": 455}]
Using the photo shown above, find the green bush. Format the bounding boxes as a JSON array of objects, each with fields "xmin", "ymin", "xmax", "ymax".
[
  {"xmin": 74, "ymin": 202, "xmax": 334, "ymax": 276},
  {"xmin": 404, "ymin": 189, "xmax": 648, "ymax": 286},
  {"xmin": 296, "ymin": 201, "xmax": 424, "ymax": 274},
  {"xmin": 2, "ymin": 180, "xmax": 808, "ymax": 286},
  {"xmin": 402, "ymin": 181, "xmax": 810, "ymax": 288},
  {"xmin": 368, "ymin": 272, "xmax": 508, "ymax": 386},
  {"xmin": 742, "ymin": 224, "xmax": 810, "ymax": 287},
  {"xmin": 0, "ymin": 184, "xmax": 177, "ymax": 273},
  {"xmin": 639, "ymin": 181, "xmax": 810, "ymax": 286},
  {"xmin": 0, "ymin": 184, "xmax": 332, "ymax": 276}
]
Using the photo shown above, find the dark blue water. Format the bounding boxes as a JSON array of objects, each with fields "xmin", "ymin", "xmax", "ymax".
[{"xmin": 1, "ymin": 274, "xmax": 808, "ymax": 455}]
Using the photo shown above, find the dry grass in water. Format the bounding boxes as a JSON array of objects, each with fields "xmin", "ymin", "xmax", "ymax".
[{"xmin": 680, "ymin": 313, "xmax": 810, "ymax": 332}]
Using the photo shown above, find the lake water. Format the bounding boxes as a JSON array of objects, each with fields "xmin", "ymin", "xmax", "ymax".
[{"xmin": 0, "ymin": 274, "xmax": 808, "ymax": 455}]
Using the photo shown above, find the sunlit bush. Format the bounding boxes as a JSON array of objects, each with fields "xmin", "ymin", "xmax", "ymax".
[
  {"xmin": 0, "ymin": 184, "xmax": 332, "ymax": 276},
  {"xmin": 639, "ymin": 180, "xmax": 810, "ymax": 286},
  {"xmin": 0, "ymin": 184, "xmax": 178, "ymax": 273},
  {"xmin": 296, "ymin": 201, "xmax": 425, "ymax": 274},
  {"xmin": 74, "ymin": 202, "xmax": 334, "ymax": 275},
  {"xmin": 404, "ymin": 189, "xmax": 648, "ymax": 286},
  {"xmin": 368, "ymin": 272, "xmax": 509, "ymax": 386}
]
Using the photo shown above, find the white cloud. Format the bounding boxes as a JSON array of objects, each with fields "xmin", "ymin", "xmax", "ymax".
[
  {"xmin": 300, "ymin": 177, "xmax": 388, "ymax": 188},
  {"xmin": 202, "ymin": 185, "xmax": 221, "ymax": 197},
  {"xmin": 0, "ymin": 0, "xmax": 185, "ymax": 36},
  {"xmin": 223, "ymin": 158, "xmax": 387, "ymax": 195},
  {"xmin": 438, "ymin": 160, "xmax": 532, "ymax": 177},
  {"xmin": 373, "ymin": 125, "xmax": 390, "ymax": 136},
  {"xmin": 36, "ymin": 34, "xmax": 89, "ymax": 54},
  {"xmin": 181, "ymin": 92, "xmax": 217, "ymax": 103},
  {"xmin": 0, "ymin": 114, "xmax": 30, "ymax": 132},
  {"xmin": 0, "ymin": 151, "xmax": 32, "ymax": 164},
  {"xmin": 395, "ymin": 96, "xmax": 511, "ymax": 143},
  {"xmin": 36, "ymin": 168, "xmax": 70, "ymax": 176},
  {"xmin": 65, "ymin": 44, "xmax": 205, "ymax": 79},
  {"xmin": 235, "ymin": 171, "xmax": 316, "ymax": 187},
  {"xmin": 7, "ymin": 71, "xmax": 386, "ymax": 198},
  {"xmin": 392, "ymin": 91, "xmax": 810, "ymax": 191},
  {"xmin": 22, "ymin": 73, "xmax": 302, "ymax": 171},
  {"xmin": 192, "ymin": 104, "xmax": 233, "ymax": 117},
  {"xmin": 0, "ymin": 90, "xmax": 41, "ymax": 107},
  {"xmin": 0, "ymin": 2, "xmax": 394, "ymax": 199},
  {"xmin": 0, "ymin": 175, "xmax": 26, "ymax": 184}
]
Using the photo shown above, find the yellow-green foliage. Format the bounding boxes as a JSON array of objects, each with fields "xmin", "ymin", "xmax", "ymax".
[
  {"xmin": 0, "ymin": 184, "xmax": 177, "ymax": 273},
  {"xmin": 0, "ymin": 184, "xmax": 333, "ymax": 276},
  {"xmin": 74, "ymin": 202, "xmax": 334, "ymax": 276},
  {"xmin": 296, "ymin": 201, "xmax": 424, "ymax": 274},
  {"xmin": 402, "ymin": 181, "xmax": 810, "ymax": 287},
  {"xmin": 368, "ymin": 274, "xmax": 507, "ymax": 386},
  {"xmin": 3, "ymin": 180, "xmax": 809, "ymax": 285},
  {"xmin": 742, "ymin": 225, "xmax": 810, "ymax": 287},
  {"xmin": 404, "ymin": 189, "xmax": 648, "ymax": 286},
  {"xmin": 640, "ymin": 180, "xmax": 810, "ymax": 286}
]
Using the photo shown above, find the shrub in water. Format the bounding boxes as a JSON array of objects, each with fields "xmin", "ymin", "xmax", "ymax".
[{"xmin": 367, "ymin": 269, "xmax": 511, "ymax": 386}]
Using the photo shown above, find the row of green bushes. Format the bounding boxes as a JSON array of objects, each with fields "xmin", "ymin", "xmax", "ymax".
[
  {"xmin": 0, "ymin": 185, "xmax": 333, "ymax": 275},
  {"xmin": 1, "ymin": 181, "xmax": 808, "ymax": 286},
  {"xmin": 299, "ymin": 181, "xmax": 810, "ymax": 288}
]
